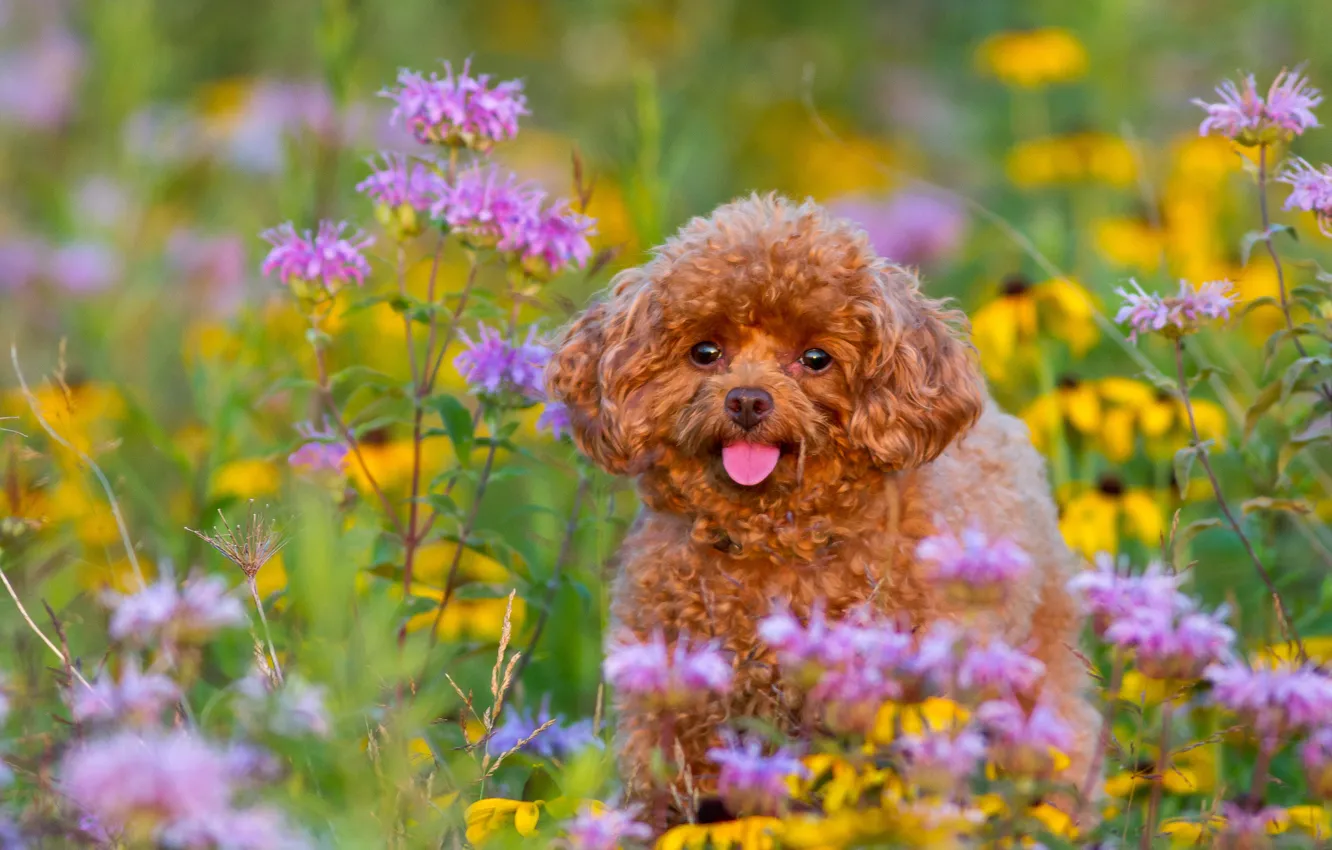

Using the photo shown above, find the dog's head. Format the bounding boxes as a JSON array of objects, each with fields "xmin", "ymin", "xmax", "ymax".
[{"xmin": 547, "ymin": 194, "xmax": 983, "ymax": 503}]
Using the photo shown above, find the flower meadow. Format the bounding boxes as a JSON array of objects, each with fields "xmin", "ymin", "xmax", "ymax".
[{"xmin": 5, "ymin": 2, "xmax": 1332, "ymax": 848}]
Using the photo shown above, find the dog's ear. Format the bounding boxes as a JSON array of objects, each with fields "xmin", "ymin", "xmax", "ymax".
[
  {"xmin": 847, "ymin": 267, "xmax": 985, "ymax": 469},
  {"xmin": 546, "ymin": 267, "xmax": 656, "ymax": 474}
]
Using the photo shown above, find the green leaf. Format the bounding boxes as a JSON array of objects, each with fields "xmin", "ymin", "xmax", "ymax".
[
  {"xmin": 1241, "ymin": 497, "xmax": 1313, "ymax": 515},
  {"xmin": 1187, "ymin": 365, "xmax": 1228, "ymax": 392},
  {"xmin": 1264, "ymin": 324, "xmax": 1329, "ymax": 375},
  {"xmin": 1240, "ymin": 224, "xmax": 1297, "ymax": 265},
  {"xmin": 1174, "ymin": 518, "xmax": 1224, "ymax": 555},
  {"xmin": 1281, "ymin": 356, "xmax": 1332, "ymax": 404},
  {"xmin": 1239, "ymin": 295, "xmax": 1281, "ymax": 318},
  {"xmin": 329, "ymin": 366, "xmax": 398, "ymax": 407},
  {"xmin": 1277, "ymin": 432, "xmax": 1332, "ymax": 485},
  {"xmin": 1291, "ymin": 284, "xmax": 1332, "ymax": 311},
  {"xmin": 1173, "ymin": 443, "xmax": 1210, "ymax": 492},
  {"xmin": 427, "ymin": 395, "xmax": 475, "ymax": 460},
  {"xmin": 1245, "ymin": 381, "xmax": 1283, "ymax": 437},
  {"xmin": 426, "ymin": 492, "xmax": 461, "ymax": 518}
]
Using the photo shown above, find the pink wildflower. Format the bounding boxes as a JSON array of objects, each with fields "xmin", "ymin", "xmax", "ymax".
[
  {"xmin": 1103, "ymin": 605, "xmax": 1234, "ymax": 680},
  {"xmin": 1114, "ymin": 278, "xmax": 1236, "ymax": 342},
  {"xmin": 454, "ymin": 324, "xmax": 550, "ymax": 401},
  {"xmin": 976, "ymin": 700, "xmax": 1073, "ymax": 779},
  {"xmin": 1205, "ymin": 661, "xmax": 1332, "ymax": 740},
  {"xmin": 706, "ymin": 732, "xmax": 807, "ymax": 816},
  {"xmin": 916, "ymin": 526, "xmax": 1031, "ymax": 604},
  {"xmin": 1279, "ymin": 157, "xmax": 1332, "ymax": 238},
  {"xmin": 1304, "ymin": 726, "xmax": 1332, "ymax": 800},
  {"xmin": 559, "ymin": 803, "xmax": 652, "ymax": 850},
  {"xmin": 259, "ymin": 221, "xmax": 373, "ymax": 297},
  {"xmin": 603, "ymin": 632, "xmax": 732, "ymax": 708},
  {"xmin": 381, "ymin": 60, "xmax": 528, "ymax": 150},
  {"xmin": 896, "ymin": 728, "xmax": 987, "ymax": 795},
  {"xmin": 1194, "ymin": 69, "xmax": 1321, "ymax": 144},
  {"xmin": 69, "ymin": 660, "xmax": 180, "ymax": 727}
]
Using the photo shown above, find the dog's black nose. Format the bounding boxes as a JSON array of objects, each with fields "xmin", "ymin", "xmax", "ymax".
[{"xmin": 725, "ymin": 387, "xmax": 773, "ymax": 430}]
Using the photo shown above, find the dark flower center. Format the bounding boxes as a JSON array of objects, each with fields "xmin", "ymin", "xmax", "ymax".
[
  {"xmin": 1001, "ymin": 274, "xmax": 1032, "ymax": 297},
  {"xmin": 1057, "ymin": 374, "xmax": 1081, "ymax": 390},
  {"xmin": 1097, "ymin": 474, "xmax": 1125, "ymax": 497}
]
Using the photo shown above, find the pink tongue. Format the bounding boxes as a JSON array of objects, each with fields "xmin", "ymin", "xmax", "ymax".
[{"xmin": 721, "ymin": 442, "xmax": 781, "ymax": 486}]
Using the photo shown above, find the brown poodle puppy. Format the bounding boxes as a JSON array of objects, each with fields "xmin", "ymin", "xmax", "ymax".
[{"xmin": 547, "ymin": 193, "xmax": 1094, "ymax": 812}]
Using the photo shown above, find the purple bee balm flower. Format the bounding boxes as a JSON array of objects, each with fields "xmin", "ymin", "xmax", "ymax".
[
  {"xmin": 1103, "ymin": 605, "xmax": 1234, "ymax": 681},
  {"xmin": 1194, "ymin": 69, "xmax": 1322, "ymax": 145},
  {"xmin": 0, "ymin": 235, "xmax": 46, "ymax": 291},
  {"xmin": 916, "ymin": 526, "xmax": 1031, "ymax": 604},
  {"xmin": 520, "ymin": 201, "xmax": 596, "ymax": 278},
  {"xmin": 559, "ymin": 803, "xmax": 652, "ymax": 850},
  {"xmin": 537, "ymin": 401, "xmax": 572, "ymax": 440},
  {"xmin": 1279, "ymin": 157, "xmax": 1332, "ymax": 238},
  {"xmin": 288, "ymin": 421, "xmax": 349, "ymax": 478},
  {"xmin": 1304, "ymin": 726, "xmax": 1332, "ymax": 800},
  {"xmin": 896, "ymin": 727, "xmax": 986, "ymax": 795},
  {"xmin": 454, "ymin": 324, "xmax": 550, "ymax": 401},
  {"xmin": 1217, "ymin": 802, "xmax": 1287, "ymax": 843},
  {"xmin": 105, "ymin": 580, "xmax": 180, "ymax": 645},
  {"xmin": 976, "ymin": 700, "xmax": 1073, "ymax": 779},
  {"xmin": 238, "ymin": 674, "xmax": 330, "ymax": 738},
  {"xmin": 1114, "ymin": 278, "xmax": 1236, "ymax": 342},
  {"xmin": 0, "ymin": 817, "xmax": 21, "ymax": 850},
  {"xmin": 706, "ymin": 732, "xmax": 808, "ymax": 816},
  {"xmin": 176, "ymin": 574, "xmax": 247, "ymax": 640},
  {"xmin": 432, "ymin": 164, "xmax": 543, "ymax": 249},
  {"xmin": 0, "ymin": 29, "xmax": 84, "ymax": 130},
  {"xmin": 603, "ymin": 631, "xmax": 732, "ymax": 708},
  {"xmin": 954, "ymin": 639, "xmax": 1046, "ymax": 700},
  {"xmin": 1068, "ymin": 556, "xmax": 1189, "ymax": 636},
  {"xmin": 829, "ymin": 190, "xmax": 968, "ymax": 267},
  {"xmin": 259, "ymin": 221, "xmax": 373, "ymax": 297},
  {"xmin": 356, "ymin": 152, "xmax": 447, "ymax": 239},
  {"xmin": 167, "ymin": 805, "xmax": 311, "ymax": 850},
  {"xmin": 1205, "ymin": 661, "xmax": 1332, "ymax": 740},
  {"xmin": 69, "ymin": 659, "xmax": 181, "ymax": 726},
  {"xmin": 48, "ymin": 242, "xmax": 121, "ymax": 294},
  {"xmin": 382, "ymin": 60, "xmax": 528, "ymax": 150},
  {"xmin": 487, "ymin": 696, "xmax": 601, "ymax": 760},
  {"xmin": 166, "ymin": 230, "xmax": 248, "ymax": 315},
  {"xmin": 105, "ymin": 573, "xmax": 244, "ymax": 647},
  {"xmin": 58, "ymin": 730, "xmax": 238, "ymax": 839}
]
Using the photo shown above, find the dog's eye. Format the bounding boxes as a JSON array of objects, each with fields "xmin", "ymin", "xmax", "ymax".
[
  {"xmin": 689, "ymin": 341, "xmax": 723, "ymax": 366},
  {"xmin": 799, "ymin": 348, "xmax": 832, "ymax": 372}
]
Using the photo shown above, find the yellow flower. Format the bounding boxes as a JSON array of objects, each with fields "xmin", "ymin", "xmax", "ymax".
[
  {"xmin": 46, "ymin": 479, "xmax": 120, "ymax": 547},
  {"xmin": 1097, "ymin": 379, "xmax": 1227, "ymax": 463},
  {"xmin": 1058, "ymin": 475, "xmax": 1164, "ymax": 558},
  {"xmin": 412, "ymin": 541, "xmax": 510, "ymax": 587},
  {"xmin": 970, "ymin": 276, "xmax": 1099, "ymax": 382},
  {"xmin": 1253, "ymin": 636, "xmax": 1332, "ymax": 668},
  {"xmin": 1006, "ymin": 133, "xmax": 1136, "ymax": 188},
  {"xmin": 1287, "ymin": 805, "xmax": 1331, "ymax": 837},
  {"xmin": 656, "ymin": 816, "xmax": 783, "ymax": 850},
  {"xmin": 974, "ymin": 28, "xmax": 1087, "ymax": 88},
  {"xmin": 1160, "ymin": 815, "xmax": 1226, "ymax": 845},
  {"xmin": 1029, "ymin": 802, "xmax": 1076, "ymax": 839},
  {"xmin": 1021, "ymin": 375, "xmax": 1103, "ymax": 455},
  {"xmin": 211, "ymin": 459, "xmax": 280, "ymax": 500},
  {"xmin": 1095, "ymin": 217, "xmax": 1168, "ymax": 271},
  {"xmin": 1104, "ymin": 744, "xmax": 1217, "ymax": 798},
  {"xmin": 404, "ymin": 590, "xmax": 526, "ymax": 642},
  {"xmin": 464, "ymin": 798, "xmax": 541, "ymax": 846},
  {"xmin": 870, "ymin": 698, "xmax": 970, "ymax": 746},
  {"xmin": 5, "ymin": 382, "xmax": 124, "ymax": 463}
]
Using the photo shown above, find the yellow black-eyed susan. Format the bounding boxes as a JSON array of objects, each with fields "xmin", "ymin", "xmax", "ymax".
[
  {"xmin": 1006, "ymin": 132, "xmax": 1137, "ymax": 188},
  {"xmin": 970, "ymin": 275, "xmax": 1099, "ymax": 383},
  {"xmin": 1021, "ymin": 374, "xmax": 1103, "ymax": 456},
  {"xmin": 1059, "ymin": 473, "xmax": 1164, "ymax": 558},
  {"xmin": 974, "ymin": 28, "xmax": 1087, "ymax": 88}
]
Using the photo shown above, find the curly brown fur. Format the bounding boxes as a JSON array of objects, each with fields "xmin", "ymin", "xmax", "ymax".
[{"xmin": 547, "ymin": 193, "xmax": 1094, "ymax": 815}]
